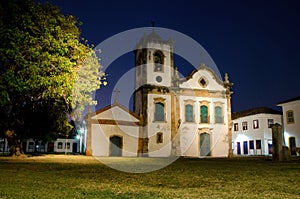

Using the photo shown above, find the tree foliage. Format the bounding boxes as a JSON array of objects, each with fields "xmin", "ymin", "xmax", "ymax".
[{"xmin": 0, "ymin": 0, "xmax": 105, "ymax": 154}]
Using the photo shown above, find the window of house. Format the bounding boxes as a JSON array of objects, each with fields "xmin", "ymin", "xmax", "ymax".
[
  {"xmin": 234, "ymin": 123, "xmax": 239, "ymax": 131},
  {"xmin": 0, "ymin": 141, "xmax": 4, "ymax": 148},
  {"xmin": 57, "ymin": 142, "xmax": 63, "ymax": 149},
  {"xmin": 287, "ymin": 110, "xmax": 294, "ymax": 124},
  {"xmin": 215, "ymin": 106, "xmax": 223, "ymax": 123},
  {"xmin": 200, "ymin": 105, "xmax": 209, "ymax": 123},
  {"xmin": 65, "ymin": 142, "xmax": 70, "ymax": 149},
  {"xmin": 154, "ymin": 102, "xmax": 165, "ymax": 121},
  {"xmin": 185, "ymin": 104, "xmax": 194, "ymax": 122},
  {"xmin": 156, "ymin": 132, "xmax": 163, "ymax": 143},
  {"xmin": 249, "ymin": 140, "xmax": 254, "ymax": 149},
  {"xmin": 28, "ymin": 142, "xmax": 34, "ymax": 149},
  {"xmin": 256, "ymin": 140, "xmax": 261, "ymax": 149},
  {"xmin": 268, "ymin": 119, "xmax": 274, "ymax": 128},
  {"xmin": 253, "ymin": 120, "xmax": 259, "ymax": 129},
  {"xmin": 242, "ymin": 122, "xmax": 248, "ymax": 130}
]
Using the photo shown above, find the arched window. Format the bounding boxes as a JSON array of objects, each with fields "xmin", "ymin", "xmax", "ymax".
[
  {"xmin": 185, "ymin": 104, "xmax": 194, "ymax": 122},
  {"xmin": 155, "ymin": 102, "xmax": 165, "ymax": 121},
  {"xmin": 215, "ymin": 106, "xmax": 223, "ymax": 123},
  {"xmin": 200, "ymin": 105, "xmax": 209, "ymax": 123},
  {"xmin": 153, "ymin": 51, "xmax": 164, "ymax": 72}
]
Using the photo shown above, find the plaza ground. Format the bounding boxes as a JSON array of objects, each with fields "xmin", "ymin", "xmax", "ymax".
[{"xmin": 0, "ymin": 155, "xmax": 299, "ymax": 198}]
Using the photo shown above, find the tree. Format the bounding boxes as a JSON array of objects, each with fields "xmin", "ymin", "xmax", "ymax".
[{"xmin": 0, "ymin": 0, "xmax": 106, "ymax": 155}]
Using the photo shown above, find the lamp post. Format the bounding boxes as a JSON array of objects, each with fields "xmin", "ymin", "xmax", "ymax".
[
  {"xmin": 65, "ymin": 133, "xmax": 69, "ymax": 155},
  {"xmin": 76, "ymin": 130, "xmax": 83, "ymax": 154}
]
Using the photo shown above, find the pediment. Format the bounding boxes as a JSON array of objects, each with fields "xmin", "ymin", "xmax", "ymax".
[
  {"xmin": 179, "ymin": 65, "xmax": 225, "ymax": 91},
  {"xmin": 91, "ymin": 103, "xmax": 139, "ymax": 122}
]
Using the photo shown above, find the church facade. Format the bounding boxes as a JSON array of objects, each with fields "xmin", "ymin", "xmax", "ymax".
[{"xmin": 87, "ymin": 31, "xmax": 233, "ymax": 157}]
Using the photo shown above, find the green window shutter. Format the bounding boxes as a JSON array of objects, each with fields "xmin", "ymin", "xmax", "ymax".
[
  {"xmin": 185, "ymin": 104, "xmax": 194, "ymax": 122},
  {"xmin": 200, "ymin": 105, "xmax": 208, "ymax": 123},
  {"xmin": 215, "ymin": 106, "xmax": 223, "ymax": 123},
  {"xmin": 155, "ymin": 103, "xmax": 164, "ymax": 121}
]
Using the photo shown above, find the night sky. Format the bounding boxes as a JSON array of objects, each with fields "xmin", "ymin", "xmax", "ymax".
[{"xmin": 38, "ymin": 0, "xmax": 300, "ymax": 112}]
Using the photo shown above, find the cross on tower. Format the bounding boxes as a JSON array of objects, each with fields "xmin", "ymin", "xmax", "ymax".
[{"xmin": 113, "ymin": 88, "xmax": 120, "ymax": 103}]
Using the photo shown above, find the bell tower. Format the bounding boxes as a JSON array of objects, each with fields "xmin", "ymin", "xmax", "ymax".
[
  {"xmin": 133, "ymin": 28, "xmax": 174, "ymax": 156},
  {"xmin": 134, "ymin": 29, "xmax": 174, "ymax": 89}
]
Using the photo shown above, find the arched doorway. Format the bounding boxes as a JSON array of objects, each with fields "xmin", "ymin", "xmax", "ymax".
[
  {"xmin": 200, "ymin": 133, "xmax": 211, "ymax": 156},
  {"xmin": 289, "ymin": 137, "xmax": 296, "ymax": 156},
  {"xmin": 109, "ymin": 136, "xmax": 123, "ymax": 156}
]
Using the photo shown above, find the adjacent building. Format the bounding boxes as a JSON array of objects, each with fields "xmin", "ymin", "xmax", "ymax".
[
  {"xmin": 232, "ymin": 107, "xmax": 282, "ymax": 156},
  {"xmin": 0, "ymin": 138, "xmax": 80, "ymax": 154},
  {"xmin": 277, "ymin": 96, "xmax": 300, "ymax": 156}
]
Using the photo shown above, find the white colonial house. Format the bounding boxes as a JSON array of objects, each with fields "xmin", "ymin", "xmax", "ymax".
[
  {"xmin": 232, "ymin": 107, "xmax": 282, "ymax": 156},
  {"xmin": 277, "ymin": 96, "xmax": 300, "ymax": 156},
  {"xmin": 87, "ymin": 30, "xmax": 233, "ymax": 157},
  {"xmin": 0, "ymin": 138, "xmax": 80, "ymax": 154}
]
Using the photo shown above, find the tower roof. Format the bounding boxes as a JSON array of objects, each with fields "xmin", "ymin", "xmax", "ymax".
[
  {"xmin": 145, "ymin": 30, "xmax": 164, "ymax": 42},
  {"xmin": 136, "ymin": 29, "xmax": 173, "ymax": 49}
]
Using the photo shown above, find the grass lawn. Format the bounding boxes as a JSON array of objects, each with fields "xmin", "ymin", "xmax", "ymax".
[{"xmin": 0, "ymin": 155, "xmax": 300, "ymax": 199}]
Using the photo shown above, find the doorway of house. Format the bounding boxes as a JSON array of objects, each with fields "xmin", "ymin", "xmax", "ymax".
[
  {"xmin": 289, "ymin": 137, "xmax": 296, "ymax": 156},
  {"xmin": 237, "ymin": 142, "xmax": 241, "ymax": 155},
  {"xmin": 243, "ymin": 141, "xmax": 248, "ymax": 155}
]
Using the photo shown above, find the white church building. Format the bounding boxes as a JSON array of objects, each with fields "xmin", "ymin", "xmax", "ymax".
[{"xmin": 86, "ymin": 31, "xmax": 233, "ymax": 157}]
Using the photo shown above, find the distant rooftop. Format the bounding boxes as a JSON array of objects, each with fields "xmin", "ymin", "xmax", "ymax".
[
  {"xmin": 277, "ymin": 96, "xmax": 300, "ymax": 105},
  {"xmin": 232, "ymin": 107, "xmax": 282, "ymax": 120}
]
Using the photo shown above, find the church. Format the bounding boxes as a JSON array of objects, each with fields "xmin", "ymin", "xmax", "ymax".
[{"xmin": 86, "ymin": 30, "xmax": 233, "ymax": 157}]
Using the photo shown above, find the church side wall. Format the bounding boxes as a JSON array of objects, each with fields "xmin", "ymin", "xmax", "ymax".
[{"xmin": 91, "ymin": 124, "xmax": 139, "ymax": 157}]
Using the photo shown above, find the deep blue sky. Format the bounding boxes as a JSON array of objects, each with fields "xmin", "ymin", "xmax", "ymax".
[{"xmin": 39, "ymin": 0, "xmax": 300, "ymax": 112}]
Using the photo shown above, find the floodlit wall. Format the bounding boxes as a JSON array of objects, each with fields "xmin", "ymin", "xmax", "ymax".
[{"xmin": 232, "ymin": 113, "xmax": 282, "ymax": 156}]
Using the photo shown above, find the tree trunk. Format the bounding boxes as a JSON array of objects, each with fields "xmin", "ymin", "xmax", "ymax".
[{"xmin": 5, "ymin": 130, "xmax": 24, "ymax": 156}]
